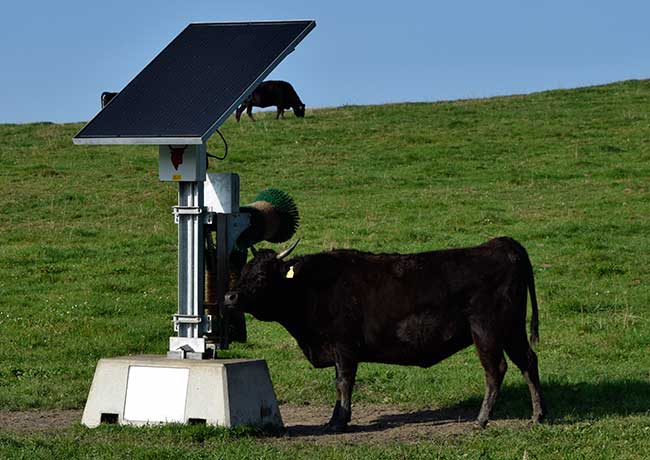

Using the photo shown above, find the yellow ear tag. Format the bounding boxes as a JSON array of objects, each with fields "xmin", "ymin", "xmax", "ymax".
[{"xmin": 286, "ymin": 266, "xmax": 295, "ymax": 279}]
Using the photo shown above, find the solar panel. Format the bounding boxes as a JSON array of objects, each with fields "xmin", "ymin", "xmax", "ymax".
[{"xmin": 73, "ymin": 20, "xmax": 316, "ymax": 145}]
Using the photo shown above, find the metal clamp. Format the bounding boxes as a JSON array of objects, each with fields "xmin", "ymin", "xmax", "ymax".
[
  {"xmin": 173, "ymin": 206, "xmax": 204, "ymax": 223},
  {"xmin": 172, "ymin": 314, "xmax": 212, "ymax": 333},
  {"xmin": 173, "ymin": 206, "xmax": 203, "ymax": 215}
]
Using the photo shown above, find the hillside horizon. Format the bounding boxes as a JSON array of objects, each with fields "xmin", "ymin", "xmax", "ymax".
[{"xmin": 3, "ymin": 78, "xmax": 647, "ymax": 126}]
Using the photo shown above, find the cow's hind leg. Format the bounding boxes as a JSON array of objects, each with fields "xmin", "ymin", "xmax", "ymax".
[
  {"xmin": 326, "ymin": 352, "xmax": 357, "ymax": 432},
  {"xmin": 504, "ymin": 330, "xmax": 546, "ymax": 423},
  {"xmin": 473, "ymin": 333, "xmax": 508, "ymax": 428},
  {"xmin": 247, "ymin": 105, "xmax": 255, "ymax": 121}
]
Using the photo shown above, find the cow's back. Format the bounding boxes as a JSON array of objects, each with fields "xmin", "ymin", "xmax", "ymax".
[{"xmin": 250, "ymin": 80, "xmax": 301, "ymax": 108}]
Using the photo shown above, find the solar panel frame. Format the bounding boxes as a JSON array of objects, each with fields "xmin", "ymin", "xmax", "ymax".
[{"xmin": 73, "ymin": 20, "xmax": 316, "ymax": 145}]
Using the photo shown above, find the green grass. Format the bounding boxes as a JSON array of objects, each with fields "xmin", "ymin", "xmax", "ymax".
[
  {"xmin": 1, "ymin": 79, "xmax": 650, "ymax": 458},
  {"xmin": 2, "ymin": 419, "xmax": 650, "ymax": 459}
]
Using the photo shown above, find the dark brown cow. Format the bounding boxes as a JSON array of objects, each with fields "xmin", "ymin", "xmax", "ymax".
[
  {"xmin": 224, "ymin": 237, "xmax": 546, "ymax": 431},
  {"xmin": 235, "ymin": 80, "xmax": 305, "ymax": 121}
]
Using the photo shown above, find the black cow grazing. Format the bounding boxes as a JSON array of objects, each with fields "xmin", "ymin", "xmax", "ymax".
[
  {"xmin": 101, "ymin": 92, "xmax": 118, "ymax": 108},
  {"xmin": 224, "ymin": 237, "xmax": 546, "ymax": 431},
  {"xmin": 235, "ymin": 80, "xmax": 305, "ymax": 122}
]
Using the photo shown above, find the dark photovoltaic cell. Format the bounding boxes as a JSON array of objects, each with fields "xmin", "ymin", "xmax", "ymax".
[{"xmin": 73, "ymin": 21, "xmax": 315, "ymax": 144}]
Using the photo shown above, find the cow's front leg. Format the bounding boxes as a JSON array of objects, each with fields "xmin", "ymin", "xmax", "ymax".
[
  {"xmin": 235, "ymin": 104, "xmax": 244, "ymax": 122},
  {"xmin": 326, "ymin": 353, "xmax": 357, "ymax": 432}
]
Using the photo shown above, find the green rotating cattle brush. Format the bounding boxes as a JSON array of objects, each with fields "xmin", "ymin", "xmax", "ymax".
[{"xmin": 237, "ymin": 188, "xmax": 300, "ymax": 248}]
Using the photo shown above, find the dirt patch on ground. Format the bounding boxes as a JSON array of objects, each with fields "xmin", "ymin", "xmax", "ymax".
[
  {"xmin": 0, "ymin": 405, "xmax": 527, "ymax": 443},
  {"xmin": 0, "ymin": 409, "xmax": 82, "ymax": 434}
]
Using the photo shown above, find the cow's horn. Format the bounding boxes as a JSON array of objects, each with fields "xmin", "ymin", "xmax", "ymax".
[{"xmin": 276, "ymin": 239, "xmax": 300, "ymax": 260}]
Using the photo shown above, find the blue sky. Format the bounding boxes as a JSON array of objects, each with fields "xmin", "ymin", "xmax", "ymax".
[{"xmin": 1, "ymin": 1, "xmax": 649, "ymax": 124}]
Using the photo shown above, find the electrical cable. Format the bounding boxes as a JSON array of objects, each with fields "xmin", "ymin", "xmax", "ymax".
[{"xmin": 207, "ymin": 129, "xmax": 228, "ymax": 162}]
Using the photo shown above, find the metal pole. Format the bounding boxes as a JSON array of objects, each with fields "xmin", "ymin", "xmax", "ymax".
[
  {"xmin": 177, "ymin": 181, "xmax": 204, "ymax": 339},
  {"xmin": 164, "ymin": 144, "xmax": 208, "ymax": 359}
]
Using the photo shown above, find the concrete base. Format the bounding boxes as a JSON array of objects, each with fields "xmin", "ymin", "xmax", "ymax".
[{"xmin": 82, "ymin": 355, "xmax": 282, "ymax": 428}]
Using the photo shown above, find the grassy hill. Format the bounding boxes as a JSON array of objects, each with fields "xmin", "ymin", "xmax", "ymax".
[{"xmin": 1, "ymin": 79, "xmax": 649, "ymax": 458}]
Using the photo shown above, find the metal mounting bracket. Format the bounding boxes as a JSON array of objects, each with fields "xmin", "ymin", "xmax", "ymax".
[
  {"xmin": 173, "ymin": 206, "xmax": 204, "ymax": 224},
  {"xmin": 172, "ymin": 314, "xmax": 212, "ymax": 333}
]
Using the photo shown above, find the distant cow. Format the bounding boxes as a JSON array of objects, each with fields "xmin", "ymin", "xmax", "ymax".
[
  {"xmin": 235, "ymin": 80, "xmax": 305, "ymax": 121},
  {"xmin": 225, "ymin": 237, "xmax": 546, "ymax": 431},
  {"xmin": 101, "ymin": 92, "xmax": 118, "ymax": 108}
]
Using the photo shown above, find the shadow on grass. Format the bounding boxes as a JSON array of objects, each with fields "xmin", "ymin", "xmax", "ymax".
[
  {"xmin": 286, "ymin": 378, "xmax": 650, "ymax": 437},
  {"xmin": 286, "ymin": 405, "xmax": 479, "ymax": 438},
  {"xmin": 496, "ymin": 378, "xmax": 650, "ymax": 423}
]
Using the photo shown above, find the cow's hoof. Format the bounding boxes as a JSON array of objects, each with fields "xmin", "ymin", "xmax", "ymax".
[
  {"xmin": 530, "ymin": 412, "xmax": 546, "ymax": 425},
  {"xmin": 323, "ymin": 420, "xmax": 348, "ymax": 433},
  {"xmin": 475, "ymin": 419, "xmax": 489, "ymax": 429}
]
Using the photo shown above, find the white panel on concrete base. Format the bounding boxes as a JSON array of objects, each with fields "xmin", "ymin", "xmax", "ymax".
[
  {"xmin": 124, "ymin": 366, "xmax": 189, "ymax": 423},
  {"xmin": 81, "ymin": 355, "xmax": 282, "ymax": 429}
]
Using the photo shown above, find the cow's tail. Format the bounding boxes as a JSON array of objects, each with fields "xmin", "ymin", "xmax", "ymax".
[
  {"xmin": 522, "ymin": 245, "xmax": 540, "ymax": 346},
  {"xmin": 508, "ymin": 238, "xmax": 539, "ymax": 346}
]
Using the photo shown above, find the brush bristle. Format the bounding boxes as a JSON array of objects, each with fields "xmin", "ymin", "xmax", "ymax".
[
  {"xmin": 252, "ymin": 188, "xmax": 300, "ymax": 243},
  {"xmin": 238, "ymin": 188, "xmax": 300, "ymax": 245}
]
